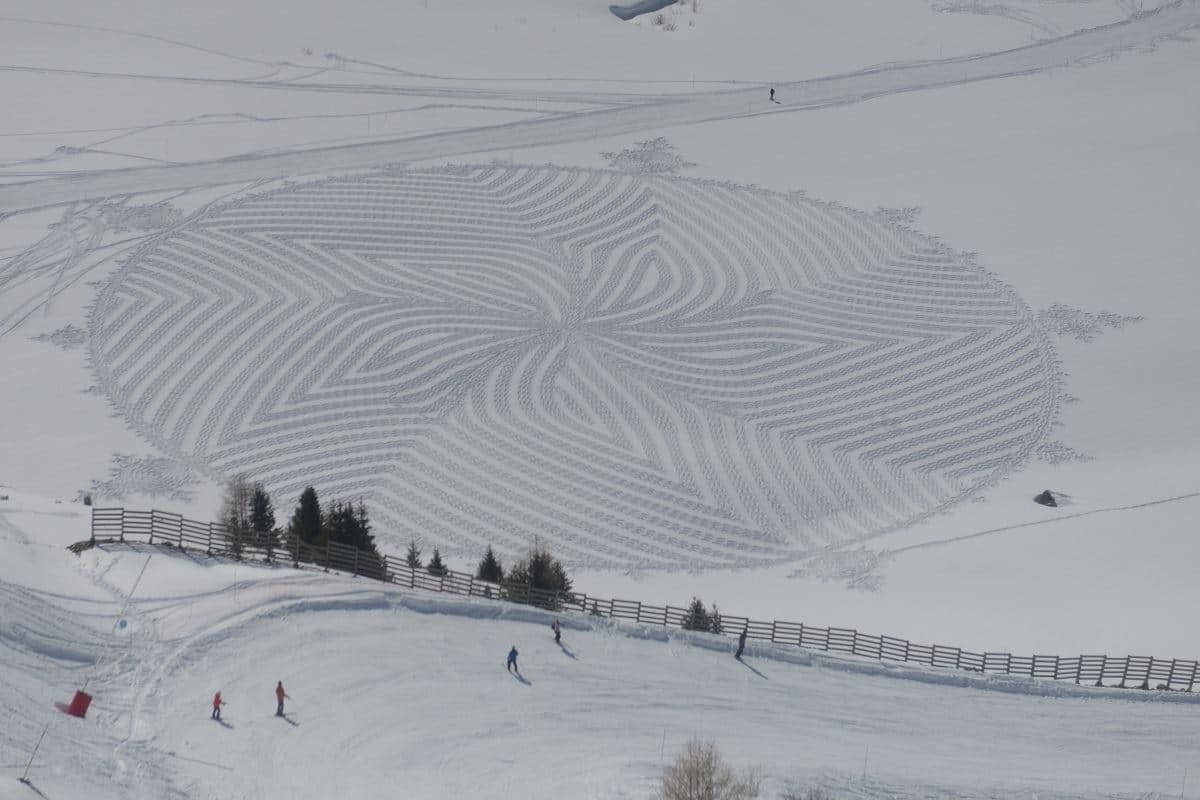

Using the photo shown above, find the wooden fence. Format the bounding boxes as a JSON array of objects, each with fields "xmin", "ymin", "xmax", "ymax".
[{"xmin": 84, "ymin": 507, "xmax": 1198, "ymax": 693}]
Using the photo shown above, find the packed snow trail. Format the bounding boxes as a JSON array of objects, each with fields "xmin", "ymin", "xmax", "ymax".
[
  {"xmin": 102, "ymin": 571, "xmax": 1200, "ymax": 799},
  {"xmin": 1, "ymin": 0, "xmax": 1196, "ymax": 211}
]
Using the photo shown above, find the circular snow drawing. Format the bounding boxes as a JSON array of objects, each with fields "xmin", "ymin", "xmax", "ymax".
[{"xmin": 90, "ymin": 165, "xmax": 1058, "ymax": 568}]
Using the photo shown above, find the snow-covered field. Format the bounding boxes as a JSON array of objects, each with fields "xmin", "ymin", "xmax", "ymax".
[
  {"xmin": 2, "ymin": 0, "xmax": 1199, "ymax": 796},
  {"xmin": 3, "ymin": 501, "xmax": 1200, "ymax": 800}
]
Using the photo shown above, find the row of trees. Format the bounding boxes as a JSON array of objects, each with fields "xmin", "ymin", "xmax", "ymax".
[
  {"xmin": 221, "ymin": 476, "xmax": 572, "ymax": 598},
  {"xmin": 220, "ymin": 478, "xmax": 385, "ymax": 574},
  {"xmin": 402, "ymin": 538, "xmax": 573, "ymax": 597},
  {"xmin": 682, "ymin": 597, "xmax": 724, "ymax": 634}
]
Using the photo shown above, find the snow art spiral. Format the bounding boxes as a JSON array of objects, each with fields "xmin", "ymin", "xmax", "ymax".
[{"xmin": 89, "ymin": 165, "xmax": 1058, "ymax": 568}]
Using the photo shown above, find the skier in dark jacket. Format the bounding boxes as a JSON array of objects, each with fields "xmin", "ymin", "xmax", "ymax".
[
  {"xmin": 507, "ymin": 646, "xmax": 519, "ymax": 673},
  {"xmin": 735, "ymin": 628, "xmax": 748, "ymax": 659},
  {"xmin": 552, "ymin": 620, "xmax": 562, "ymax": 644}
]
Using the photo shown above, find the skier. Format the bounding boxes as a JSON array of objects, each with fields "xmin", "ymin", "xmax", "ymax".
[
  {"xmin": 211, "ymin": 691, "xmax": 225, "ymax": 721},
  {"xmin": 735, "ymin": 627, "xmax": 748, "ymax": 660},
  {"xmin": 275, "ymin": 681, "xmax": 290, "ymax": 717},
  {"xmin": 507, "ymin": 645, "xmax": 519, "ymax": 673},
  {"xmin": 769, "ymin": 87, "xmax": 775, "ymax": 102},
  {"xmin": 552, "ymin": 620, "xmax": 562, "ymax": 645}
]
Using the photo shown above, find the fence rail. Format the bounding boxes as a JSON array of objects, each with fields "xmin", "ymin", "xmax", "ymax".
[{"xmin": 84, "ymin": 508, "xmax": 1196, "ymax": 693}]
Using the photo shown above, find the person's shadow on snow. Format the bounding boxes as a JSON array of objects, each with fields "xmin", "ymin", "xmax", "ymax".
[
  {"xmin": 280, "ymin": 714, "xmax": 300, "ymax": 726},
  {"xmin": 511, "ymin": 670, "xmax": 532, "ymax": 686},
  {"xmin": 214, "ymin": 717, "xmax": 234, "ymax": 729},
  {"xmin": 557, "ymin": 642, "xmax": 578, "ymax": 660},
  {"xmin": 737, "ymin": 659, "xmax": 768, "ymax": 680}
]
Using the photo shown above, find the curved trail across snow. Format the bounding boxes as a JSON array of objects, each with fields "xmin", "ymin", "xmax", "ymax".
[{"xmin": 1, "ymin": 0, "xmax": 1197, "ymax": 212}]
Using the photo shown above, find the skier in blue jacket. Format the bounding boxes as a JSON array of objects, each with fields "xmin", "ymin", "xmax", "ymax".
[{"xmin": 507, "ymin": 646, "xmax": 519, "ymax": 673}]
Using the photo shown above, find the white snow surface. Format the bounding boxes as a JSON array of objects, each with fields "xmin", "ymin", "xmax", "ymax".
[
  {"xmin": 2, "ymin": 502, "xmax": 1199, "ymax": 800},
  {"xmin": 2, "ymin": 1, "xmax": 1200, "ymax": 794}
]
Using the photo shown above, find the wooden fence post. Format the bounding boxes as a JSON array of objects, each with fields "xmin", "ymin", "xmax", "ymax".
[
  {"xmin": 851, "ymin": 631, "xmax": 859, "ymax": 656},
  {"xmin": 771, "ymin": 620, "xmax": 777, "ymax": 643},
  {"xmin": 119, "ymin": 508, "xmax": 126, "ymax": 543},
  {"xmin": 352, "ymin": 548, "xmax": 359, "ymax": 577},
  {"xmin": 207, "ymin": 522, "xmax": 213, "ymax": 555},
  {"xmin": 149, "ymin": 509, "xmax": 156, "ymax": 546},
  {"xmin": 178, "ymin": 515, "xmax": 184, "ymax": 549}
]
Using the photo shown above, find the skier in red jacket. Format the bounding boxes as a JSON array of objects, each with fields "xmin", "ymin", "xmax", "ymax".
[
  {"xmin": 275, "ymin": 681, "xmax": 290, "ymax": 717},
  {"xmin": 212, "ymin": 691, "xmax": 225, "ymax": 721}
]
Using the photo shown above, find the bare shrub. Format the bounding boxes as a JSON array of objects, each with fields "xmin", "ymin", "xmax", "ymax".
[
  {"xmin": 659, "ymin": 739, "xmax": 760, "ymax": 800},
  {"xmin": 654, "ymin": 12, "xmax": 666, "ymax": 25}
]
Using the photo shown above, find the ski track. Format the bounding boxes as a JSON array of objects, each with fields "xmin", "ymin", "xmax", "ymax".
[
  {"xmin": 85, "ymin": 165, "xmax": 1059, "ymax": 568},
  {"xmin": 0, "ymin": 0, "xmax": 1196, "ymax": 212}
]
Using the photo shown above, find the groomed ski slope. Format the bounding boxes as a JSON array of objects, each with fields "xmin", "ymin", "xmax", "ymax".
[{"xmin": 1, "ymin": 505, "xmax": 1197, "ymax": 800}]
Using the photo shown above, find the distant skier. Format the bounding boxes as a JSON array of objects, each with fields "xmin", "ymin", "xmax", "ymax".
[
  {"xmin": 552, "ymin": 620, "xmax": 562, "ymax": 645},
  {"xmin": 507, "ymin": 646, "xmax": 519, "ymax": 673},
  {"xmin": 735, "ymin": 628, "xmax": 748, "ymax": 660},
  {"xmin": 211, "ymin": 691, "xmax": 225, "ymax": 721},
  {"xmin": 769, "ymin": 87, "xmax": 775, "ymax": 102},
  {"xmin": 275, "ymin": 681, "xmax": 290, "ymax": 717}
]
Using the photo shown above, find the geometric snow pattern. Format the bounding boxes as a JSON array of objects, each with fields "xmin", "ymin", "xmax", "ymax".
[{"xmin": 89, "ymin": 165, "xmax": 1058, "ymax": 569}]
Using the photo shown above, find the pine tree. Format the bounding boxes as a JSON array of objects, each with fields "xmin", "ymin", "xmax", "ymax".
[
  {"xmin": 250, "ymin": 483, "xmax": 278, "ymax": 559},
  {"xmin": 287, "ymin": 487, "xmax": 323, "ymax": 560},
  {"xmin": 427, "ymin": 548, "xmax": 446, "ymax": 577},
  {"xmin": 683, "ymin": 597, "xmax": 710, "ymax": 631},
  {"xmin": 351, "ymin": 502, "xmax": 387, "ymax": 580},
  {"xmin": 476, "ymin": 546, "xmax": 503, "ymax": 584},
  {"xmin": 709, "ymin": 603, "xmax": 724, "ymax": 635},
  {"xmin": 504, "ymin": 542, "xmax": 572, "ymax": 608},
  {"xmin": 404, "ymin": 540, "xmax": 422, "ymax": 570}
]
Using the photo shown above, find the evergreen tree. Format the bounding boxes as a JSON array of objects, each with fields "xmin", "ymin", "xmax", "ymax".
[
  {"xmin": 250, "ymin": 483, "xmax": 278, "ymax": 559},
  {"xmin": 287, "ymin": 486, "xmax": 323, "ymax": 551},
  {"xmin": 505, "ymin": 542, "xmax": 572, "ymax": 608},
  {"xmin": 404, "ymin": 540, "xmax": 422, "ymax": 570},
  {"xmin": 683, "ymin": 597, "xmax": 710, "ymax": 631},
  {"xmin": 709, "ymin": 603, "xmax": 724, "ymax": 635},
  {"xmin": 476, "ymin": 545, "xmax": 504, "ymax": 584},
  {"xmin": 427, "ymin": 547, "xmax": 446, "ymax": 577},
  {"xmin": 351, "ymin": 502, "xmax": 387, "ymax": 580}
]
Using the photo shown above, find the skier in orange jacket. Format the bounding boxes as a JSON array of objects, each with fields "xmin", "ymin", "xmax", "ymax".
[
  {"xmin": 212, "ymin": 691, "xmax": 225, "ymax": 721},
  {"xmin": 275, "ymin": 681, "xmax": 290, "ymax": 717}
]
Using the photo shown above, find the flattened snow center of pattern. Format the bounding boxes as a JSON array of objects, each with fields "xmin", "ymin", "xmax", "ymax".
[{"xmin": 89, "ymin": 165, "xmax": 1057, "ymax": 569}]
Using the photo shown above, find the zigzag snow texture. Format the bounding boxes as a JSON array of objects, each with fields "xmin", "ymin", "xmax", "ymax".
[{"xmin": 88, "ymin": 165, "xmax": 1059, "ymax": 568}]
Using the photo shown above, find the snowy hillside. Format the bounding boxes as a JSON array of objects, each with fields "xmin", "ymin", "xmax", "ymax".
[
  {"xmin": 2, "ymin": 503, "xmax": 1199, "ymax": 800},
  {"xmin": 2, "ymin": 0, "xmax": 1199, "ymax": 796}
]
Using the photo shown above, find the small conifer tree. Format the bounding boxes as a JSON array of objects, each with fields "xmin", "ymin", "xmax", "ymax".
[
  {"xmin": 405, "ymin": 540, "xmax": 422, "ymax": 570},
  {"xmin": 476, "ymin": 545, "xmax": 504, "ymax": 584},
  {"xmin": 709, "ymin": 604, "xmax": 724, "ymax": 635},
  {"xmin": 427, "ymin": 547, "xmax": 447, "ymax": 577},
  {"xmin": 250, "ymin": 483, "xmax": 278, "ymax": 559},
  {"xmin": 286, "ymin": 487, "xmax": 322, "ymax": 565},
  {"xmin": 683, "ymin": 597, "xmax": 710, "ymax": 631}
]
